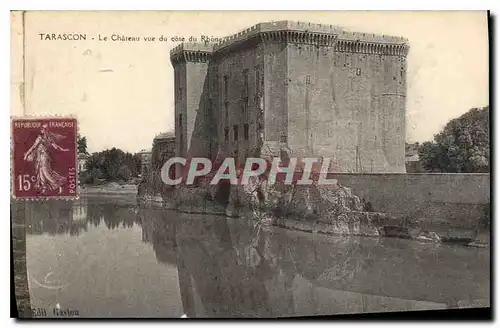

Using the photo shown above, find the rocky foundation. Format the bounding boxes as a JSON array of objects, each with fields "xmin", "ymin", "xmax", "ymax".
[
  {"xmin": 137, "ymin": 145, "xmax": 488, "ymax": 247},
  {"xmin": 138, "ymin": 178, "xmax": 487, "ymax": 248}
]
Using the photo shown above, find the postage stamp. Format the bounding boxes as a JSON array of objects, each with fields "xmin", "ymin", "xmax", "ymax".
[{"xmin": 11, "ymin": 117, "xmax": 78, "ymax": 200}]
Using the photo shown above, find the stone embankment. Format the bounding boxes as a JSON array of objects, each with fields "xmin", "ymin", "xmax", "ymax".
[
  {"xmin": 137, "ymin": 176, "xmax": 489, "ymax": 248},
  {"xmin": 81, "ymin": 183, "xmax": 138, "ymax": 196}
]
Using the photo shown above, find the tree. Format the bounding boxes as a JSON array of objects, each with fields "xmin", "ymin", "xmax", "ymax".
[
  {"xmin": 118, "ymin": 165, "xmax": 132, "ymax": 181},
  {"xmin": 77, "ymin": 134, "xmax": 88, "ymax": 155},
  {"xmin": 82, "ymin": 147, "xmax": 143, "ymax": 184},
  {"xmin": 419, "ymin": 106, "xmax": 489, "ymax": 173}
]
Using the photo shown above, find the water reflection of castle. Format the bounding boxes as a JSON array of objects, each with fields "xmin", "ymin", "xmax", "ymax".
[
  {"xmin": 140, "ymin": 210, "xmax": 480, "ymax": 317},
  {"xmin": 23, "ymin": 201, "xmax": 488, "ymax": 317}
]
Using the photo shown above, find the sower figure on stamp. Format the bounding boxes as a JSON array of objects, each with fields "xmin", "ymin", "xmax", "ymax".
[{"xmin": 24, "ymin": 123, "xmax": 69, "ymax": 194}]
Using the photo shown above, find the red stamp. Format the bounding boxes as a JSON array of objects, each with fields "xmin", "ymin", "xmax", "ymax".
[{"xmin": 11, "ymin": 117, "xmax": 78, "ymax": 200}]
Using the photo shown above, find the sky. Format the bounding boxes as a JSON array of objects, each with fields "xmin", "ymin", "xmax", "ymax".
[{"xmin": 13, "ymin": 11, "xmax": 489, "ymax": 153}]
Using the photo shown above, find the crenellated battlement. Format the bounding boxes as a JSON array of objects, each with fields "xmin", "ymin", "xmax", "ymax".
[
  {"xmin": 212, "ymin": 20, "xmax": 408, "ymax": 53},
  {"xmin": 170, "ymin": 42, "xmax": 213, "ymax": 56},
  {"xmin": 335, "ymin": 39, "xmax": 410, "ymax": 56},
  {"xmin": 169, "ymin": 20, "xmax": 410, "ymax": 66},
  {"xmin": 170, "ymin": 42, "xmax": 213, "ymax": 65},
  {"xmin": 258, "ymin": 31, "xmax": 338, "ymax": 47}
]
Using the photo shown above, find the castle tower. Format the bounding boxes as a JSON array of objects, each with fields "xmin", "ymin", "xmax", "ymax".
[
  {"xmin": 170, "ymin": 21, "xmax": 410, "ymax": 173},
  {"xmin": 170, "ymin": 43, "xmax": 216, "ymax": 177}
]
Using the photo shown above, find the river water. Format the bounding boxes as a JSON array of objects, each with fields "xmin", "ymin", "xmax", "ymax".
[{"xmin": 22, "ymin": 196, "xmax": 489, "ymax": 318}]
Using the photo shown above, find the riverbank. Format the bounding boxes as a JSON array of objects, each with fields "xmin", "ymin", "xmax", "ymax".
[
  {"xmin": 80, "ymin": 183, "xmax": 138, "ymax": 195},
  {"xmin": 134, "ymin": 196, "xmax": 490, "ymax": 249},
  {"xmin": 89, "ymin": 181, "xmax": 489, "ymax": 249},
  {"xmin": 274, "ymin": 216, "xmax": 490, "ymax": 249}
]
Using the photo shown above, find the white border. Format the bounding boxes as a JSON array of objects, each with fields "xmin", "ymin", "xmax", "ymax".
[
  {"xmin": 1, "ymin": 1, "xmax": 495, "ymax": 10},
  {"xmin": 3, "ymin": 2, "xmax": 497, "ymax": 327}
]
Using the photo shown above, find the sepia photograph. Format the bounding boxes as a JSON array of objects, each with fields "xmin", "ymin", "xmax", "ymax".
[{"xmin": 10, "ymin": 10, "xmax": 490, "ymax": 319}]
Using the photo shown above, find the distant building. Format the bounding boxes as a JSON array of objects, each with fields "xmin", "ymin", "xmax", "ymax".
[
  {"xmin": 153, "ymin": 132, "xmax": 176, "ymax": 163},
  {"xmin": 405, "ymin": 143, "xmax": 423, "ymax": 173},
  {"xmin": 139, "ymin": 132, "xmax": 176, "ymax": 197},
  {"xmin": 137, "ymin": 149, "xmax": 152, "ymax": 177},
  {"xmin": 77, "ymin": 153, "xmax": 89, "ymax": 172},
  {"xmin": 170, "ymin": 21, "xmax": 410, "ymax": 175},
  {"xmin": 151, "ymin": 132, "xmax": 176, "ymax": 188}
]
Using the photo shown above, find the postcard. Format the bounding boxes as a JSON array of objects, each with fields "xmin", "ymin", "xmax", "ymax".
[{"xmin": 10, "ymin": 10, "xmax": 490, "ymax": 319}]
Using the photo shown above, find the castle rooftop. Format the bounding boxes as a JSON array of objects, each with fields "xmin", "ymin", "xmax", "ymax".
[
  {"xmin": 213, "ymin": 21, "xmax": 408, "ymax": 52},
  {"xmin": 169, "ymin": 21, "xmax": 410, "ymax": 60},
  {"xmin": 170, "ymin": 42, "xmax": 213, "ymax": 57}
]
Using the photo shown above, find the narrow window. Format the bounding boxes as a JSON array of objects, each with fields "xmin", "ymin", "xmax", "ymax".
[
  {"xmin": 223, "ymin": 75, "xmax": 229, "ymax": 101},
  {"xmin": 244, "ymin": 124, "xmax": 249, "ymax": 140},
  {"xmin": 224, "ymin": 127, "xmax": 229, "ymax": 142},
  {"xmin": 242, "ymin": 101, "xmax": 248, "ymax": 116},
  {"xmin": 243, "ymin": 69, "xmax": 249, "ymax": 97},
  {"xmin": 224, "ymin": 102, "xmax": 229, "ymax": 123},
  {"xmin": 233, "ymin": 125, "xmax": 239, "ymax": 141},
  {"xmin": 255, "ymin": 67, "xmax": 261, "ymax": 94}
]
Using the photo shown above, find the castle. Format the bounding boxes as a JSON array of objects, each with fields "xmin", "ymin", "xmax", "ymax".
[{"xmin": 170, "ymin": 21, "xmax": 410, "ymax": 175}]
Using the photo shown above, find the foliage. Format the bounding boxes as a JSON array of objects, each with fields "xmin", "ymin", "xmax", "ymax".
[
  {"xmin": 77, "ymin": 134, "xmax": 88, "ymax": 155},
  {"xmin": 405, "ymin": 142, "xmax": 420, "ymax": 153},
  {"xmin": 418, "ymin": 106, "xmax": 490, "ymax": 173},
  {"xmin": 83, "ymin": 147, "xmax": 142, "ymax": 183},
  {"xmin": 118, "ymin": 165, "xmax": 133, "ymax": 181},
  {"xmin": 79, "ymin": 168, "xmax": 102, "ymax": 185}
]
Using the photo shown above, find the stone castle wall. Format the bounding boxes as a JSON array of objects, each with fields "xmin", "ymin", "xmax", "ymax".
[
  {"xmin": 287, "ymin": 43, "xmax": 406, "ymax": 172},
  {"xmin": 211, "ymin": 44, "xmax": 264, "ymax": 161},
  {"xmin": 173, "ymin": 61, "xmax": 187, "ymax": 160}
]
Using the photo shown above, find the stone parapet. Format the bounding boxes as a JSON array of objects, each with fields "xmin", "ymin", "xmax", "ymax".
[
  {"xmin": 213, "ymin": 21, "xmax": 408, "ymax": 52},
  {"xmin": 170, "ymin": 42, "xmax": 213, "ymax": 64},
  {"xmin": 170, "ymin": 20, "xmax": 410, "ymax": 65},
  {"xmin": 170, "ymin": 42, "xmax": 213, "ymax": 57}
]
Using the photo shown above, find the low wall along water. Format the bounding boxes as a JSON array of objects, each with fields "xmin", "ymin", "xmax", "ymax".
[{"xmin": 333, "ymin": 173, "xmax": 490, "ymax": 229}]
